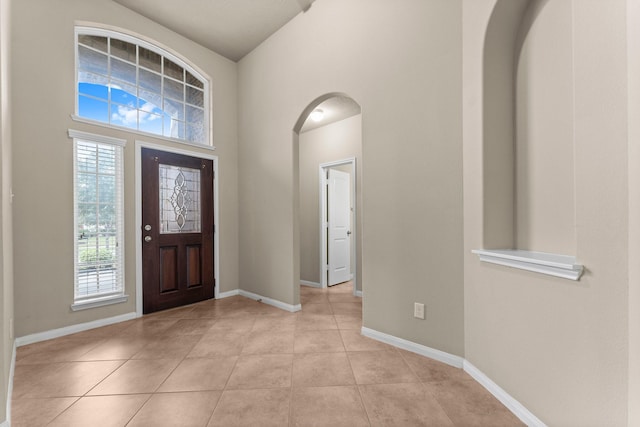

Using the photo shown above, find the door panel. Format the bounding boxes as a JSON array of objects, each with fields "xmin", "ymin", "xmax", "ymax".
[
  {"xmin": 328, "ymin": 168, "xmax": 351, "ymax": 286},
  {"xmin": 142, "ymin": 148, "xmax": 214, "ymax": 313}
]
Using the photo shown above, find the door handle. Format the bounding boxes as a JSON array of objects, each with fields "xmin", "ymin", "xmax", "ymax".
[
  {"xmin": 347, "ymin": 231, "xmax": 352, "ymax": 236},
  {"xmin": 144, "ymin": 236, "xmax": 152, "ymax": 242}
]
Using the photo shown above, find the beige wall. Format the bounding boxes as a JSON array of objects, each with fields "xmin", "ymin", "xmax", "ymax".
[
  {"xmin": 516, "ymin": 0, "xmax": 575, "ymax": 254},
  {"xmin": 464, "ymin": 0, "xmax": 630, "ymax": 424},
  {"xmin": 628, "ymin": 0, "xmax": 640, "ymax": 424},
  {"xmin": 239, "ymin": 0, "xmax": 464, "ymax": 356},
  {"xmin": 0, "ymin": 0, "xmax": 12, "ymax": 422},
  {"xmin": 299, "ymin": 114, "xmax": 362, "ymax": 290},
  {"xmin": 11, "ymin": 0, "xmax": 239, "ymax": 337}
]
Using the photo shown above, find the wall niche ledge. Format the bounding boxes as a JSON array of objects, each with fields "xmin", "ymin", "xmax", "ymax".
[{"xmin": 472, "ymin": 249, "xmax": 584, "ymax": 281}]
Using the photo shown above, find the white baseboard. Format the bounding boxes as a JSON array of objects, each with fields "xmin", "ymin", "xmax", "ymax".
[
  {"xmin": 1, "ymin": 341, "xmax": 16, "ymax": 427},
  {"xmin": 360, "ymin": 326, "xmax": 543, "ymax": 427},
  {"xmin": 300, "ymin": 280, "xmax": 321, "ymax": 288},
  {"xmin": 217, "ymin": 289, "xmax": 240, "ymax": 299},
  {"xmin": 463, "ymin": 361, "xmax": 547, "ymax": 427},
  {"xmin": 15, "ymin": 312, "xmax": 138, "ymax": 347},
  {"xmin": 239, "ymin": 290, "xmax": 301, "ymax": 313},
  {"xmin": 361, "ymin": 327, "xmax": 464, "ymax": 368}
]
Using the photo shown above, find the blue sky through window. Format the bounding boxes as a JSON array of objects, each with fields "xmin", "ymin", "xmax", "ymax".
[{"xmin": 76, "ymin": 29, "xmax": 208, "ymax": 145}]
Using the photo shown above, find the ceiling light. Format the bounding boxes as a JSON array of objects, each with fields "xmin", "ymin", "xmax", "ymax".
[{"xmin": 310, "ymin": 109, "xmax": 324, "ymax": 122}]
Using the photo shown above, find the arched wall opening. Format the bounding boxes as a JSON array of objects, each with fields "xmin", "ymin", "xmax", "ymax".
[
  {"xmin": 483, "ymin": 0, "xmax": 577, "ymax": 258},
  {"xmin": 292, "ymin": 93, "xmax": 363, "ymax": 303}
]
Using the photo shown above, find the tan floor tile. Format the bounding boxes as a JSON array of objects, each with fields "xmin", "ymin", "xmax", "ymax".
[
  {"xmin": 226, "ymin": 354, "xmax": 293, "ymax": 389},
  {"xmin": 11, "ymin": 295, "xmax": 521, "ymax": 427},
  {"xmin": 241, "ymin": 330, "xmax": 294, "ymax": 354},
  {"xmin": 11, "ymin": 397, "xmax": 78, "ymax": 427},
  {"xmin": 208, "ymin": 317, "xmax": 256, "ymax": 333},
  {"xmin": 87, "ymin": 358, "xmax": 180, "ymax": 395},
  {"xmin": 189, "ymin": 305, "xmax": 227, "ymax": 319},
  {"xmin": 77, "ymin": 336, "xmax": 151, "ymax": 361},
  {"xmin": 147, "ymin": 305, "xmax": 197, "ymax": 319},
  {"xmin": 291, "ymin": 386, "xmax": 369, "ymax": 427},
  {"xmin": 426, "ymin": 378, "xmax": 525, "ymax": 426},
  {"xmin": 296, "ymin": 313, "xmax": 338, "ymax": 331},
  {"xmin": 328, "ymin": 293, "xmax": 362, "ymax": 303},
  {"xmin": 17, "ymin": 361, "xmax": 124, "ymax": 398},
  {"xmin": 163, "ymin": 318, "xmax": 217, "ymax": 335},
  {"xmin": 399, "ymin": 349, "xmax": 469, "ymax": 383},
  {"xmin": 132, "ymin": 334, "xmax": 202, "ymax": 359},
  {"xmin": 301, "ymin": 303, "xmax": 333, "ymax": 314},
  {"xmin": 67, "ymin": 322, "xmax": 131, "ymax": 339},
  {"xmin": 12, "ymin": 363, "xmax": 62, "ymax": 399},
  {"xmin": 294, "ymin": 330, "xmax": 345, "ymax": 353},
  {"xmin": 334, "ymin": 313, "xmax": 363, "ymax": 330},
  {"xmin": 252, "ymin": 314, "xmax": 296, "ymax": 332},
  {"xmin": 128, "ymin": 391, "xmax": 221, "ymax": 427},
  {"xmin": 348, "ymin": 351, "xmax": 419, "ymax": 384},
  {"xmin": 360, "ymin": 383, "xmax": 454, "ymax": 426},
  {"xmin": 300, "ymin": 293, "xmax": 330, "ymax": 304},
  {"xmin": 340, "ymin": 330, "xmax": 394, "ymax": 351},
  {"xmin": 208, "ymin": 388, "xmax": 290, "ymax": 427},
  {"xmin": 16, "ymin": 337, "xmax": 103, "ymax": 365},
  {"xmin": 188, "ymin": 331, "xmax": 248, "ymax": 357},
  {"xmin": 158, "ymin": 356, "xmax": 238, "ymax": 392},
  {"xmin": 118, "ymin": 318, "xmax": 179, "ymax": 336},
  {"xmin": 331, "ymin": 302, "xmax": 363, "ymax": 315},
  {"xmin": 293, "ymin": 353, "xmax": 355, "ymax": 387},
  {"xmin": 47, "ymin": 394, "xmax": 150, "ymax": 427},
  {"xmin": 328, "ymin": 282, "xmax": 354, "ymax": 293}
]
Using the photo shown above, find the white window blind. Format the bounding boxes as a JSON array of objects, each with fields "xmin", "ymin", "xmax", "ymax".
[{"xmin": 73, "ymin": 134, "xmax": 125, "ymax": 303}]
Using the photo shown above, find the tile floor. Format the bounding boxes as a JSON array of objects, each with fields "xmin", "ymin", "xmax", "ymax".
[{"xmin": 11, "ymin": 282, "xmax": 524, "ymax": 426}]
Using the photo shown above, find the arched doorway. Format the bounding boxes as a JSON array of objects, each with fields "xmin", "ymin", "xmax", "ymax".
[{"xmin": 292, "ymin": 93, "xmax": 363, "ymax": 304}]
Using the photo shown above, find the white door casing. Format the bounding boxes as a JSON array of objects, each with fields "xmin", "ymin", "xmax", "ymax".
[{"xmin": 328, "ymin": 168, "xmax": 351, "ymax": 286}]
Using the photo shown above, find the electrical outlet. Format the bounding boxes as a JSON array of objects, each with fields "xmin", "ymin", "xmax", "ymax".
[{"xmin": 414, "ymin": 303, "xmax": 425, "ymax": 320}]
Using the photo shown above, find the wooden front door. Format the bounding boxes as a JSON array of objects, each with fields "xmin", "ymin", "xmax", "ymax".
[{"xmin": 141, "ymin": 148, "xmax": 214, "ymax": 314}]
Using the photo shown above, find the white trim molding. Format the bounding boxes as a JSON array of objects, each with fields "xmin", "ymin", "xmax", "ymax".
[
  {"xmin": 472, "ymin": 249, "xmax": 584, "ymax": 280},
  {"xmin": 239, "ymin": 290, "xmax": 301, "ymax": 313},
  {"xmin": 217, "ymin": 289, "xmax": 240, "ymax": 299},
  {"xmin": 16, "ymin": 312, "xmax": 138, "ymax": 347},
  {"xmin": 463, "ymin": 361, "xmax": 547, "ymax": 427},
  {"xmin": 2, "ymin": 342, "xmax": 16, "ymax": 427},
  {"xmin": 71, "ymin": 294, "xmax": 129, "ymax": 311},
  {"xmin": 68, "ymin": 128, "xmax": 127, "ymax": 147},
  {"xmin": 300, "ymin": 280, "xmax": 321, "ymax": 288},
  {"xmin": 361, "ymin": 327, "xmax": 464, "ymax": 368},
  {"xmin": 355, "ymin": 290, "xmax": 363, "ymax": 298}
]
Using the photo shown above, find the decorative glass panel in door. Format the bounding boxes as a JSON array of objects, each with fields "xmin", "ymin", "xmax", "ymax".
[{"xmin": 159, "ymin": 164, "xmax": 201, "ymax": 233}]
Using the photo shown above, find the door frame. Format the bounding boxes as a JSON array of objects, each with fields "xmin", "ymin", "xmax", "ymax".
[
  {"xmin": 135, "ymin": 140, "xmax": 220, "ymax": 316},
  {"xmin": 319, "ymin": 157, "xmax": 357, "ymax": 295}
]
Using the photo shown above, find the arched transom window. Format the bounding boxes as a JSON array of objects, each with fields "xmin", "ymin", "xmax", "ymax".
[{"xmin": 75, "ymin": 27, "xmax": 210, "ymax": 146}]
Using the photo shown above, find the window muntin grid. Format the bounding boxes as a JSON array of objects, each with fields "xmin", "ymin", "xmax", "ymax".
[
  {"xmin": 74, "ymin": 139, "xmax": 125, "ymax": 301},
  {"xmin": 75, "ymin": 27, "xmax": 209, "ymax": 146}
]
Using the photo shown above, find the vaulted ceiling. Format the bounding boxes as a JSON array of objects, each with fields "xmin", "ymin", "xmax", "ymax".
[{"xmin": 113, "ymin": 0, "xmax": 315, "ymax": 62}]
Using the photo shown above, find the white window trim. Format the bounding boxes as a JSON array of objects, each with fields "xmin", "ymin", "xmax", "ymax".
[
  {"xmin": 70, "ymin": 114, "xmax": 216, "ymax": 151},
  {"xmin": 70, "ymin": 129, "xmax": 128, "ymax": 310},
  {"xmin": 74, "ymin": 25, "xmax": 213, "ymax": 147}
]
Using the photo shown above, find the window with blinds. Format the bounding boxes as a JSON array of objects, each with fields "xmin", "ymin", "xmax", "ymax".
[{"xmin": 72, "ymin": 132, "xmax": 125, "ymax": 305}]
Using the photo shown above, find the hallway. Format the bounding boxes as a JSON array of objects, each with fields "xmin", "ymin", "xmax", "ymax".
[{"xmin": 10, "ymin": 283, "xmax": 521, "ymax": 426}]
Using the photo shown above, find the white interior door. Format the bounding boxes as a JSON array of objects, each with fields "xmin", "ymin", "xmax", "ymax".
[{"xmin": 328, "ymin": 168, "xmax": 351, "ymax": 286}]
